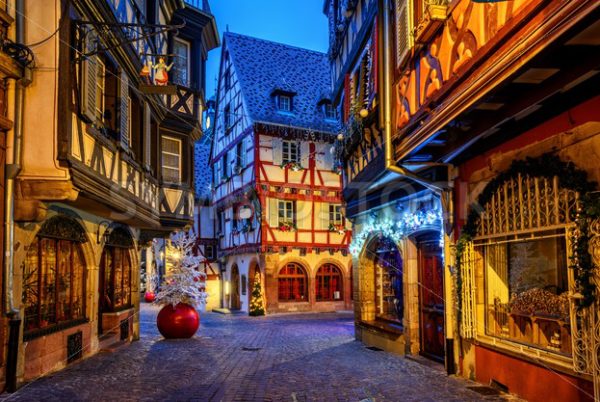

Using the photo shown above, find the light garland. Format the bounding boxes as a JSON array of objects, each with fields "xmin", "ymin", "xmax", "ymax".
[{"xmin": 349, "ymin": 208, "xmax": 443, "ymax": 256}]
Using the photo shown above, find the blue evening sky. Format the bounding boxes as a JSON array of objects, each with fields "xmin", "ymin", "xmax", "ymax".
[{"xmin": 205, "ymin": 0, "xmax": 329, "ymax": 98}]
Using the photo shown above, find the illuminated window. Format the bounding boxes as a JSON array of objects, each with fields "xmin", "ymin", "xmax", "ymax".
[
  {"xmin": 278, "ymin": 263, "xmax": 307, "ymax": 302},
  {"xmin": 161, "ymin": 136, "xmax": 182, "ymax": 183},
  {"xmin": 23, "ymin": 218, "xmax": 87, "ymax": 335},
  {"xmin": 316, "ymin": 264, "xmax": 343, "ymax": 301}
]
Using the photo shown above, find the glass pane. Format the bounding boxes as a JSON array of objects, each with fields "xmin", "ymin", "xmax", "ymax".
[
  {"xmin": 123, "ymin": 252, "xmax": 131, "ymax": 306},
  {"xmin": 485, "ymin": 236, "xmax": 570, "ymax": 353},
  {"xmin": 57, "ymin": 241, "xmax": 72, "ymax": 321},
  {"xmin": 162, "ymin": 137, "xmax": 180, "ymax": 154},
  {"xmin": 72, "ymin": 245, "xmax": 85, "ymax": 319},
  {"xmin": 23, "ymin": 239, "xmax": 39, "ymax": 331},
  {"xmin": 40, "ymin": 239, "xmax": 57, "ymax": 327},
  {"xmin": 114, "ymin": 248, "xmax": 123, "ymax": 307}
]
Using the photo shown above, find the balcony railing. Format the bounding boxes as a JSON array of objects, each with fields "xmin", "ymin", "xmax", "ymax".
[{"xmin": 165, "ymin": 84, "xmax": 201, "ymax": 122}]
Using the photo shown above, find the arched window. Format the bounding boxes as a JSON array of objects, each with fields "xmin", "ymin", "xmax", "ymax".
[
  {"xmin": 278, "ymin": 263, "xmax": 307, "ymax": 302},
  {"xmin": 100, "ymin": 227, "xmax": 134, "ymax": 312},
  {"xmin": 23, "ymin": 216, "xmax": 87, "ymax": 334},
  {"xmin": 316, "ymin": 264, "xmax": 343, "ymax": 301}
]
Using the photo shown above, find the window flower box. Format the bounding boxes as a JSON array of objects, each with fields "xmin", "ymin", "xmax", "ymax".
[
  {"xmin": 328, "ymin": 223, "xmax": 345, "ymax": 233},
  {"xmin": 278, "ymin": 221, "xmax": 296, "ymax": 232},
  {"xmin": 414, "ymin": 1, "xmax": 448, "ymax": 44},
  {"xmin": 281, "ymin": 161, "xmax": 303, "ymax": 171}
]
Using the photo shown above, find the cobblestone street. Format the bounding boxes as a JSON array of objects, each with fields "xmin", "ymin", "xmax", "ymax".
[{"xmin": 2, "ymin": 305, "xmax": 516, "ymax": 402}]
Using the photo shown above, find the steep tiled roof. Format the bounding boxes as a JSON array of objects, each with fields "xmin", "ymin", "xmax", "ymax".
[
  {"xmin": 194, "ymin": 127, "xmax": 213, "ymax": 201},
  {"xmin": 224, "ymin": 32, "xmax": 339, "ymax": 134}
]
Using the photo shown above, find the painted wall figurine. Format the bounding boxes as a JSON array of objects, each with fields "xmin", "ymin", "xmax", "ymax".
[{"xmin": 153, "ymin": 57, "xmax": 174, "ymax": 86}]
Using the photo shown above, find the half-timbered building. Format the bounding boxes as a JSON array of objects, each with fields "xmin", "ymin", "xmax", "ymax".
[
  {"xmin": 326, "ymin": 0, "xmax": 448, "ymax": 367},
  {"xmin": 211, "ymin": 33, "xmax": 352, "ymax": 314},
  {"xmin": 192, "ymin": 95, "xmax": 219, "ymax": 311},
  {"xmin": 3, "ymin": 0, "xmax": 218, "ymax": 389},
  {"xmin": 386, "ymin": 0, "xmax": 600, "ymax": 401}
]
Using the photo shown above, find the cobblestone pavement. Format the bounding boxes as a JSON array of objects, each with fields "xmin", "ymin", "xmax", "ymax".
[{"xmin": 2, "ymin": 305, "xmax": 519, "ymax": 402}]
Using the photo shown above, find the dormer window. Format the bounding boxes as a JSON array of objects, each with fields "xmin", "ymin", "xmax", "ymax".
[
  {"xmin": 279, "ymin": 95, "xmax": 292, "ymax": 112},
  {"xmin": 324, "ymin": 103, "xmax": 336, "ymax": 120}
]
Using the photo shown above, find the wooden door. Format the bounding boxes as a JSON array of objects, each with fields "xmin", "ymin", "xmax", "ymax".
[
  {"xmin": 418, "ymin": 241, "xmax": 445, "ymax": 361},
  {"xmin": 230, "ymin": 265, "xmax": 241, "ymax": 310}
]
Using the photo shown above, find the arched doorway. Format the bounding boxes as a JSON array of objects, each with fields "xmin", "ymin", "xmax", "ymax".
[
  {"xmin": 98, "ymin": 226, "xmax": 134, "ymax": 335},
  {"xmin": 230, "ymin": 264, "xmax": 241, "ymax": 310},
  {"xmin": 416, "ymin": 233, "xmax": 445, "ymax": 361},
  {"xmin": 367, "ymin": 236, "xmax": 403, "ymax": 323}
]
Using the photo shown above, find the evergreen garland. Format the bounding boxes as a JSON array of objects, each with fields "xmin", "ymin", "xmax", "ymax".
[{"xmin": 457, "ymin": 153, "xmax": 598, "ymax": 309}]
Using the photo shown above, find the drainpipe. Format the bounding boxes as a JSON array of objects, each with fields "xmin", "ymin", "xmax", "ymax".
[
  {"xmin": 5, "ymin": 0, "xmax": 29, "ymax": 392},
  {"xmin": 379, "ymin": 0, "xmax": 443, "ymax": 195},
  {"xmin": 379, "ymin": 0, "xmax": 458, "ymax": 374}
]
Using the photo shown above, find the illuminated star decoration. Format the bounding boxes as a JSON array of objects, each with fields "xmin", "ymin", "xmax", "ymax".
[{"xmin": 349, "ymin": 209, "xmax": 443, "ymax": 256}]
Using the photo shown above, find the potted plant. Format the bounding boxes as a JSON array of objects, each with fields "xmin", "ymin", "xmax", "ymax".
[
  {"xmin": 155, "ymin": 234, "xmax": 207, "ymax": 339},
  {"xmin": 281, "ymin": 161, "xmax": 303, "ymax": 171},
  {"xmin": 278, "ymin": 221, "xmax": 296, "ymax": 232}
]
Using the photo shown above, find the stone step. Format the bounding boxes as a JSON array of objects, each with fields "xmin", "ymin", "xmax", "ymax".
[{"xmin": 98, "ymin": 331, "xmax": 119, "ymax": 351}]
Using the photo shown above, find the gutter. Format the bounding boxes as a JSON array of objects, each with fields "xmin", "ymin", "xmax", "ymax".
[{"xmin": 379, "ymin": 0, "xmax": 444, "ymax": 195}]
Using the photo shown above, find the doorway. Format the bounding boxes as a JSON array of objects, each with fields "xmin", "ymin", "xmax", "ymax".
[
  {"xmin": 418, "ymin": 238, "xmax": 445, "ymax": 362},
  {"xmin": 230, "ymin": 264, "xmax": 241, "ymax": 310}
]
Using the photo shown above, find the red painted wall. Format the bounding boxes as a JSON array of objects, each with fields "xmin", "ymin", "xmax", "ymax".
[{"xmin": 475, "ymin": 346, "xmax": 593, "ymax": 402}]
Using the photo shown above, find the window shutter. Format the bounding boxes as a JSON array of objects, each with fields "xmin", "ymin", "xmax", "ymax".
[
  {"xmin": 314, "ymin": 202, "xmax": 328, "ymax": 230},
  {"xmin": 300, "ymin": 142, "xmax": 310, "ymax": 169},
  {"xmin": 81, "ymin": 33, "xmax": 97, "ymax": 123},
  {"xmin": 323, "ymin": 143, "xmax": 334, "ymax": 170},
  {"xmin": 272, "ymin": 137, "xmax": 283, "ymax": 166},
  {"xmin": 120, "ymin": 71, "xmax": 129, "ymax": 148},
  {"xmin": 396, "ymin": 0, "xmax": 413, "ymax": 68},
  {"xmin": 296, "ymin": 201, "xmax": 309, "ymax": 230},
  {"xmin": 268, "ymin": 198, "xmax": 279, "ymax": 227}
]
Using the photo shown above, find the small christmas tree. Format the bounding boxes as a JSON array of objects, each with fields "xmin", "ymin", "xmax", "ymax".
[
  {"xmin": 155, "ymin": 233, "xmax": 207, "ymax": 308},
  {"xmin": 248, "ymin": 273, "xmax": 265, "ymax": 316}
]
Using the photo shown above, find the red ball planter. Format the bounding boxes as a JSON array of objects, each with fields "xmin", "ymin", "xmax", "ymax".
[
  {"xmin": 156, "ymin": 303, "xmax": 199, "ymax": 339},
  {"xmin": 144, "ymin": 292, "xmax": 156, "ymax": 303}
]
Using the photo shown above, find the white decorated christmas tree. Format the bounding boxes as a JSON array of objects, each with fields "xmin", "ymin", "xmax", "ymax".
[{"xmin": 155, "ymin": 233, "xmax": 207, "ymax": 308}]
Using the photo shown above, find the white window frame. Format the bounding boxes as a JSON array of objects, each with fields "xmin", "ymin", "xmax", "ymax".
[
  {"xmin": 279, "ymin": 95, "xmax": 291, "ymax": 112},
  {"xmin": 324, "ymin": 103, "xmax": 336, "ymax": 119},
  {"xmin": 224, "ymin": 103, "xmax": 232, "ymax": 131},
  {"xmin": 329, "ymin": 204, "xmax": 343, "ymax": 226},
  {"xmin": 161, "ymin": 135, "xmax": 182, "ymax": 183},
  {"xmin": 173, "ymin": 37, "xmax": 191, "ymax": 86},
  {"xmin": 278, "ymin": 200, "xmax": 295, "ymax": 225},
  {"xmin": 95, "ymin": 58, "xmax": 106, "ymax": 123},
  {"xmin": 282, "ymin": 140, "xmax": 300, "ymax": 164}
]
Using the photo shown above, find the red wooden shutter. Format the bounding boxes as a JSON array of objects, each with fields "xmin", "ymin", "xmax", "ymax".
[{"xmin": 343, "ymin": 74, "xmax": 351, "ymax": 122}]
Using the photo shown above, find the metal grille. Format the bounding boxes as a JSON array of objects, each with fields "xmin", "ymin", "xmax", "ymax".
[
  {"xmin": 460, "ymin": 241, "xmax": 476, "ymax": 339},
  {"xmin": 474, "ymin": 175, "xmax": 578, "ymax": 240},
  {"xmin": 67, "ymin": 331, "xmax": 83, "ymax": 363},
  {"xmin": 120, "ymin": 318, "xmax": 130, "ymax": 341}
]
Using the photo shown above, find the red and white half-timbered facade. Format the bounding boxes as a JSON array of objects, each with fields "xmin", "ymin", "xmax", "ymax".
[{"xmin": 211, "ymin": 33, "xmax": 352, "ymax": 313}]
